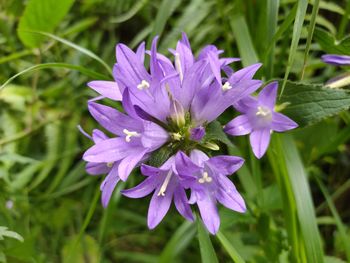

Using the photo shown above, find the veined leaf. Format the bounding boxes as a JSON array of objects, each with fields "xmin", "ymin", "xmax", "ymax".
[
  {"xmin": 278, "ymin": 81, "xmax": 350, "ymax": 127},
  {"xmin": 17, "ymin": 0, "xmax": 75, "ymax": 47},
  {"xmin": 314, "ymin": 28, "xmax": 350, "ymax": 55}
]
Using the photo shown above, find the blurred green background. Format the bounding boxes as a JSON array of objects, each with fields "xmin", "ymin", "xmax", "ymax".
[{"xmin": 1, "ymin": 0, "xmax": 350, "ymax": 262}]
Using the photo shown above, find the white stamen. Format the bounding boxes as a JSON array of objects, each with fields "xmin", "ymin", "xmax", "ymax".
[
  {"xmin": 137, "ymin": 80, "xmax": 150, "ymax": 90},
  {"xmin": 198, "ymin": 171, "xmax": 212, "ymax": 184},
  {"xmin": 158, "ymin": 170, "xmax": 173, "ymax": 196},
  {"xmin": 171, "ymin": 132, "xmax": 182, "ymax": 141},
  {"xmin": 123, "ymin": 129, "xmax": 141, "ymax": 142},
  {"xmin": 222, "ymin": 82, "xmax": 232, "ymax": 91},
  {"xmin": 256, "ymin": 106, "xmax": 272, "ymax": 118},
  {"xmin": 174, "ymin": 53, "xmax": 183, "ymax": 82},
  {"xmin": 106, "ymin": 162, "xmax": 114, "ymax": 168}
]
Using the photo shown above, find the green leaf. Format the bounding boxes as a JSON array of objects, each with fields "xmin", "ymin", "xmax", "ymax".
[
  {"xmin": 278, "ymin": 80, "xmax": 350, "ymax": 127},
  {"xmin": 281, "ymin": 0, "xmax": 308, "ymax": 94},
  {"xmin": 17, "ymin": 0, "xmax": 75, "ymax": 47},
  {"xmin": 217, "ymin": 231, "xmax": 245, "ymax": 263},
  {"xmin": 0, "ymin": 226, "xmax": 24, "ymax": 242},
  {"xmin": 197, "ymin": 219, "xmax": 219, "ymax": 263},
  {"xmin": 159, "ymin": 221, "xmax": 196, "ymax": 263},
  {"xmin": 314, "ymin": 28, "xmax": 350, "ymax": 55},
  {"xmin": 204, "ymin": 121, "xmax": 233, "ymax": 147},
  {"xmin": 230, "ymin": 15, "xmax": 259, "ymax": 67}
]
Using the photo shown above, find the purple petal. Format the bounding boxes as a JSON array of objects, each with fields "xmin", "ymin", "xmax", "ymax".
[
  {"xmin": 83, "ymin": 137, "xmax": 137, "ymax": 163},
  {"xmin": 174, "ymin": 186, "xmax": 194, "ymax": 221},
  {"xmin": 92, "ymin": 129, "xmax": 108, "ymax": 143},
  {"xmin": 85, "ymin": 162, "xmax": 110, "ymax": 175},
  {"xmin": 216, "ymin": 174, "xmax": 246, "ymax": 212},
  {"xmin": 136, "ymin": 42, "xmax": 146, "ymax": 63},
  {"xmin": 207, "ymin": 50, "xmax": 221, "ymax": 84},
  {"xmin": 150, "ymin": 36, "xmax": 163, "ymax": 80},
  {"xmin": 190, "ymin": 126, "xmax": 205, "ymax": 141},
  {"xmin": 77, "ymin": 125, "xmax": 92, "ymax": 140},
  {"xmin": 175, "ymin": 151, "xmax": 201, "ymax": 176},
  {"xmin": 224, "ymin": 115, "xmax": 253, "ymax": 136},
  {"xmin": 118, "ymin": 148, "xmax": 148, "ymax": 181},
  {"xmin": 321, "ymin": 54, "xmax": 350, "ymax": 66},
  {"xmin": 189, "ymin": 150, "xmax": 209, "ymax": 167},
  {"xmin": 121, "ymin": 175, "xmax": 159, "ymax": 198},
  {"xmin": 141, "ymin": 164, "xmax": 163, "ymax": 177},
  {"xmin": 271, "ymin": 112, "xmax": 298, "ymax": 132},
  {"xmin": 141, "ymin": 122, "xmax": 169, "ymax": 150},
  {"xmin": 88, "ymin": 102, "xmax": 143, "ymax": 136},
  {"xmin": 100, "ymin": 164, "xmax": 120, "ymax": 207},
  {"xmin": 87, "ymin": 81, "xmax": 122, "ymax": 101},
  {"xmin": 228, "ymin": 63, "xmax": 262, "ymax": 84},
  {"xmin": 258, "ymin": 82, "xmax": 278, "ymax": 109},
  {"xmin": 197, "ymin": 196, "xmax": 220, "ymax": 234},
  {"xmin": 249, "ymin": 128, "xmax": 271, "ymax": 159},
  {"xmin": 147, "ymin": 184, "xmax": 175, "ymax": 229},
  {"xmin": 207, "ymin": 155, "xmax": 244, "ymax": 175},
  {"xmin": 121, "ymin": 89, "xmax": 139, "ymax": 119}
]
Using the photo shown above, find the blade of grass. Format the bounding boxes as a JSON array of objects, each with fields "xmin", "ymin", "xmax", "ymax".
[
  {"xmin": 279, "ymin": 134, "xmax": 324, "ymax": 263},
  {"xmin": 265, "ymin": 0, "xmax": 279, "ymax": 79},
  {"xmin": 159, "ymin": 221, "xmax": 196, "ymax": 263},
  {"xmin": 315, "ymin": 177, "xmax": 350, "ymax": 261},
  {"xmin": 281, "ymin": 0, "xmax": 308, "ymax": 95},
  {"xmin": 230, "ymin": 14, "xmax": 259, "ymax": 67},
  {"xmin": 110, "ymin": 0, "xmax": 148, "ymax": 23},
  {"xmin": 337, "ymin": 0, "xmax": 350, "ymax": 39},
  {"xmin": 301, "ymin": 0, "xmax": 320, "ymax": 80},
  {"xmin": 0, "ymin": 63, "xmax": 109, "ymax": 91},
  {"xmin": 217, "ymin": 231, "xmax": 245, "ymax": 263},
  {"xmin": 21, "ymin": 30, "xmax": 112, "ymax": 76},
  {"xmin": 197, "ymin": 218, "xmax": 218, "ymax": 263}
]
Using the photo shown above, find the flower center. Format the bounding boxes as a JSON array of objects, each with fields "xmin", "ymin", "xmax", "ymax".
[
  {"xmin": 123, "ymin": 129, "xmax": 141, "ymax": 142},
  {"xmin": 157, "ymin": 170, "xmax": 173, "ymax": 196},
  {"xmin": 198, "ymin": 171, "xmax": 212, "ymax": 184},
  {"xmin": 222, "ymin": 82, "xmax": 232, "ymax": 91},
  {"xmin": 137, "ymin": 80, "xmax": 150, "ymax": 90},
  {"xmin": 256, "ymin": 106, "xmax": 272, "ymax": 119}
]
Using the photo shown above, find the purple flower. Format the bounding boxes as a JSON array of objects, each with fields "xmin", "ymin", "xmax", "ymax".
[
  {"xmin": 321, "ymin": 54, "xmax": 350, "ymax": 66},
  {"xmin": 122, "ymin": 153, "xmax": 194, "ymax": 229},
  {"xmin": 176, "ymin": 150, "xmax": 246, "ymax": 234},
  {"xmin": 224, "ymin": 82, "xmax": 298, "ymax": 158}
]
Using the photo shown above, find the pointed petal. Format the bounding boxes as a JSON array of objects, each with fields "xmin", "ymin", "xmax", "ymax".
[
  {"xmin": 118, "ymin": 149, "xmax": 147, "ymax": 181},
  {"xmin": 321, "ymin": 54, "xmax": 350, "ymax": 65},
  {"xmin": 224, "ymin": 115, "xmax": 253, "ymax": 136},
  {"xmin": 150, "ymin": 36, "xmax": 163, "ymax": 80},
  {"xmin": 258, "ymin": 82, "xmax": 278, "ymax": 109},
  {"xmin": 207, "ymin": 50, "xmax": 221, "ymax": 84},
  {"xmin": 83, "ymin": 137, "xmax": 135, "ymax": 163},
  {"xmin": 141, "ymin": 164, "xmax": 163, "ymax": 176},
  {"xmin": 228, "ymin": 63, "xmax": 262, "ymax": 84},
  {"xmin": 272, "ymin": 112, "xmax": 298, "ymax": 132},
  {"xmin": 136, "ymin": 42, "xmax": 146, "ymax": 63},
  {"xmin": 216, "ymin": 174, "xmax": 246, "ymax": 212},
  {"xmin": 100, "ymin": 164, "xmax": 120, "ymax": 207},
  {"xmin": 207, "ymin": 155, "xmax": 244, "ymax": 175},
  {"xmin": 121, "ymin": 89, "xmax": 139, "ymax": 119},
  {"xmin": 92, "ymin": 129, "xmax": 108, "ymax": 143},
  {"xmin": 189, "ymin": 150, "xmax": 209, "ymax": 167},
  {"xmin": 147, "ymin": 184, "xmax": 174, "ymax": 229},
  {"xmin": 141, "ymin": 122, "xmax": 169, "ymax": 150},
  {"xmin": 249, "ymin": 128, "xmax": 271, "ymax": 159},
  {"xmin": 175, "ymin": 151, "xmax": 201, "ymax": 177},
  {"xmin": 88, "ymin": 101, "xmax": 142, "ymax": 136},
  {"xmin": 197, "ymin": 196, "xmax": 220, "ymax": 234},
  {"xmin": 174, "ymin": 186, "xmax": 194, "ymax": 221},
  {"xmin": 87, "ymin": 81, "xmax": 122, "ymax": 101},
  {"xmin": 85, "ymin": 162, "xmax": 110, "ymax": 175},
  {"xmin": 121, "ymin": 175, "xmax": 159, "ymax": 198}
]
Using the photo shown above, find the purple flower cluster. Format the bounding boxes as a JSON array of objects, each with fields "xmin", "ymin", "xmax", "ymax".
[{"xmin": 81, "ymin": 34, "xmax": 297, "ymax": 234}]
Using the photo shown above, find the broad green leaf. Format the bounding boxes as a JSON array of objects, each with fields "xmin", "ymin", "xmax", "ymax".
[
  {"xmin": 314, "ymin": 28, "xmax": 350, "ymax": 55},
  {"xmin": 197, "ymin": 219, "xmax": 219, "ymax": 263},
  {"xmin": 204, "ymin": 121, "xmax": 233, "ymax": 147},
  {"xmin": 278, "ymin": 81, "xmax": 350, "ymax": 127},
  {"xmin": 62, "ymin": 234, "xmax": 100, "ymax": 263},
  {"xmin": 17, "ymin": 0, "xmax": 75, "ymax": 47}
]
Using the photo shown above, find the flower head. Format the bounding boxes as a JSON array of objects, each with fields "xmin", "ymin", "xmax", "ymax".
[
  {"xmin": 224, "ymin": 82, "xmax": 298, "ymax": 158},
  {"xmin": 81, "ymin": 33, "xmax": 297, "ymax": 234}
]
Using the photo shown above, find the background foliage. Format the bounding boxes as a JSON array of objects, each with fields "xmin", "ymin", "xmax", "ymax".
[{"xmin": 1, "ymin": 0, "xmax": 350, "ymax": 262}]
